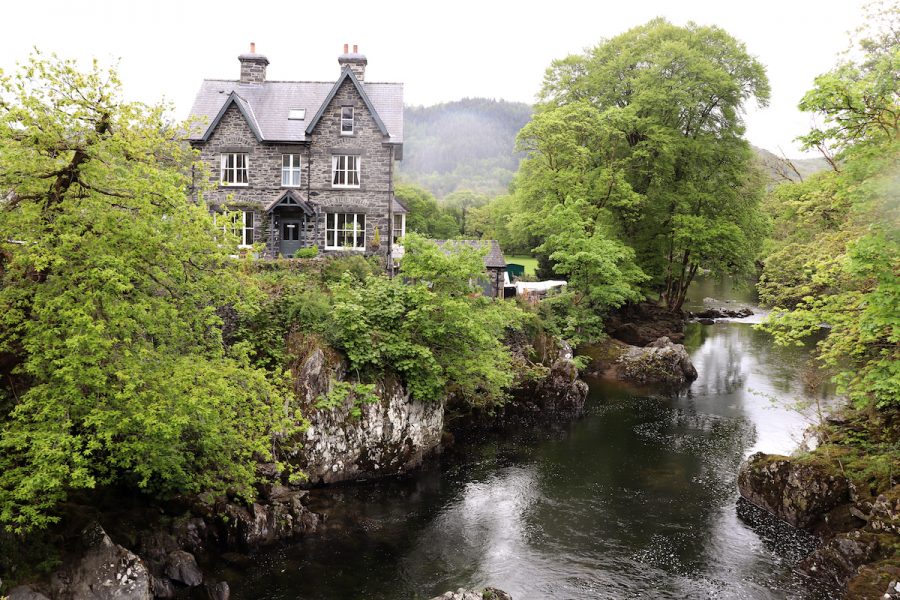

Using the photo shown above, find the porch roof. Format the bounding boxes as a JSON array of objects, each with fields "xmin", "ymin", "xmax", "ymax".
[{"xmin": 264, "ymin": 189, "xmax": 316, "ymax": 215}]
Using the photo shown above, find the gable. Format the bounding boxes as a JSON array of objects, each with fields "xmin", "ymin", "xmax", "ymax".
[
  {"xmin": 305, "ymin": 69, "xmax": 390, "ymax": 138},
  {"xmin": 198, "ymin": 93, "xmax": 263, "ymax": 143},
  {"xmin": 202, "ymin": 102, "xmax": 259, "ymax": 147}
]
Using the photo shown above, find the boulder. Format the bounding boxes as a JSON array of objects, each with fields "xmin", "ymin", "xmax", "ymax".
[
  {"xmin": 51, "ymin": 522, "xmax": 153, "ymax": 600},
  {"xmin": 799, "ymin": 530, "xmax": 887, "ymax": 586},
  {"xmin": 431, "ymin": 588, "xmax": 512, "ymax": 600},
  {"xmin": 737, "ymin": 453, "xmax": 850, "ymax": 530},
  {"xmin": 606, "ymin": 302, "xmax": 685, "ymax": 346},
  {"xmin": 204, "ymin": 580, "xmax": 231, "ymax": 600},
  {"xmin": 220, "ymin": 488, "xmax": 319, "ymax": 550},
  {"xmin": 690, "ymin": 307, "xmax": 754, "ymax": 320},
  {"xmin": 8, "ymin": 586, "xmax": 51, "ymax": 600},
  {"xmin": 615, "ymin": 337, "xmax": 698, "ymax": 386},
  {"xmin": 163, "ymin": 550, "xmax": 202, "ymax": 587}
]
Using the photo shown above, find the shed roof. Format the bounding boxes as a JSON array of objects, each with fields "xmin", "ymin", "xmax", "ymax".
[{"xmin": 433, "ymin": 239, "xmax": 507, "ymax": 269}]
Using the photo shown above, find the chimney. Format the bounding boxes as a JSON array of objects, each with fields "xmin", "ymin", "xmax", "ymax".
[
  {"xmin": 338, "ymin": 43, "xmax": 367, "ymax": 81},
  {"xmin": 238, "ymin": 42, "xmax": 269, "ymax": 84}
]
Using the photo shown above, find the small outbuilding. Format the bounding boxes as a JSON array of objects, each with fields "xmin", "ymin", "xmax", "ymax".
[{"xmin": 433, "ymin": 240, "xmax": 507, "ymax": 298}]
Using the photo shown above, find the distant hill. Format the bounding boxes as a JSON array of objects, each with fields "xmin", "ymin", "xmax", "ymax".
[
  {"xmin": 397, "ymin": 99, "xmax": 828, "ymax": 197},
  {"xmin": 398, "ymin": 98, "xmax": 533, "ymax": 198},
  {"xmin": 753, "ymin": 146, "xmax": 830, "ymax": 184}
]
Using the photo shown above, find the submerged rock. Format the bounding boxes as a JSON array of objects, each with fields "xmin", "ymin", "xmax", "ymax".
[
  {"xmin": 615, "ymin": 337, "xmax": 698, "ymax": 386},
  {"xmin": 51, "ymin": 522, "xmax": 153, "ymax": 600},
  {"xmin": 431, "ymin": 588, "xmax": 512, "ymax": 600},
  {"xmin": 737, "ymin": 452, "xmax": 850, "ymax": 529},
  {"xmin": 163, "ymin": 550, "xmax": 202, "ymax": 587}
]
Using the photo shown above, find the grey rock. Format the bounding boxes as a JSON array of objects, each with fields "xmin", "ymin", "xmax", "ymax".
[
  {"xmin": 221, "ymin": 489, "xmax": 319, "ymax": 550},
  {"xmin": 737, "ymin": 453, "xmax": 850, "ymax": 529},
  {"xmin": 430, "ymin": 588, "xmax": 512, "ymax": 600},
  {"xmin": 616, "ymin": 337, "xmax": 698, "ymax": 386},
  {"xmin": 51, "ymin": 522, "xmax": 153, "ymax": 600},
  {"xmin": 164, "ymin": 550, "xmax": 203, "ymax": 587},
  {"xmin": 297, "ymin": 345, "xmax": 444, "ymax": 484},
  {"xmin": 8, "ymin": 585, "xmax": 51, "ymax": 600},
  {"xmin": 150, "ymin": 576, "xmax": 175, "ymax": 599},
  {"xmin": 205, "ymin": 580, "xmax": 231, "ymax": 600}
]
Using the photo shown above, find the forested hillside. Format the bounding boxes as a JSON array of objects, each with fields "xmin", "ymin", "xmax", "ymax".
[{"xmin": 398, "ymin": 98, "xmax": 532, "ymax": 197}]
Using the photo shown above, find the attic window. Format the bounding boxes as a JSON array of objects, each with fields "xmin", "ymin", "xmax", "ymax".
[{"xmin": 288, "ymin": 109, "xmax": 306, "ymax": 120}]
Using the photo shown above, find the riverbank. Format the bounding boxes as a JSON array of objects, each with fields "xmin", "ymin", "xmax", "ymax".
[{"xmin": 738, "ymin": 406, "xmax": 900, "ymax": 599}]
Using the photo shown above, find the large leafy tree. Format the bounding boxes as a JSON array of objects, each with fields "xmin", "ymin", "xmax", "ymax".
[
  {"xmin": 518, "ymin": 19, "xmax": 770, "ymax": 311},
  {"xmin": 0, "ymin": 55, "xmax": 294, "ymax": 532},
  {"xmin": 759, "ymin": 4, "xmax": 899, "ymax": 411}
]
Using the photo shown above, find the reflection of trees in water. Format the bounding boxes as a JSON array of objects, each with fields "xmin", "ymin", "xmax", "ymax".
[{"xmin": 693, "ymin": 326, "xmax": 749, "ymax": 396}]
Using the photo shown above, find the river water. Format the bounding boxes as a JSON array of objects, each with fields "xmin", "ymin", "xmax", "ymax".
[{"xmin": 217, "ymin": 280, "xmax": 840, "ymax": 599}]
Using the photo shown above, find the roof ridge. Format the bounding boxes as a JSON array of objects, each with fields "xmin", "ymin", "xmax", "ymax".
[{"xmin": 202, "ymin": 78, "xmax": 401, "ymax": 85}]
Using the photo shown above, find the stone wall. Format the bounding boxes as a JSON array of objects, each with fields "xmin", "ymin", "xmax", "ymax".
[{"xmin": 192, "ymin": 77, "xmax": 395, "ymax": 257}]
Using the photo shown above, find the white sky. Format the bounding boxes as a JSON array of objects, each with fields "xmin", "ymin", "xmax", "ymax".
[{"xmin": 0, "ymin": 0, "xmax": 869, "ymax": 157}]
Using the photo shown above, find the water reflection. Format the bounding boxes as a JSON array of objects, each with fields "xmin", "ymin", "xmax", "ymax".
[{"xmin": 221, "ymin": 320, "xmax": 839, "ymax": 599}]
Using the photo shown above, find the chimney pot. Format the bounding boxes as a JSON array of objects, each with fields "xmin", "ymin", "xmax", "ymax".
[
  {"xmin": 250, "ymin": 42, "xmax": 256, "ymax": 53},
  {"xmin": 353, "ymin": 44, "xmax": 358, "ymax": 53},
  {"xmin": 343, "ymin": 43, "xmax": 349, "ymax": 53}
]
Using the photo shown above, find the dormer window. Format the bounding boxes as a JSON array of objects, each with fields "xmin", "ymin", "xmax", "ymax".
[
  {"xmin": 220, "ymin": 153, "xmax": 248, "ymax": 186},
  {"xmin": 341, "ymin": 106, "xmax": 354, "ymax": 135},
  {"xmin": 288, "ymin": 109, "xmax": 306, "ymax": 120}
]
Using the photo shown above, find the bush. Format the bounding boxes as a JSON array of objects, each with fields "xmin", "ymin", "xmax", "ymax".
[{"xmin": 293, "ymin": 245, "xmax": 318, "ymax": 259}]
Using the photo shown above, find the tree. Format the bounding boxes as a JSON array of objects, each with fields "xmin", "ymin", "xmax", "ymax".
[
  {"xmin": 518, "ymin": 19, "xmax": 771, "ymax": 310},
  {"xmin": 758, "ymin": 3, "xmax": 899, "ymax": 411},
  {"xmin": 0, "ymin": 54, "xmax": 295, "ymax": 532},
  {"xmin": 394, "ymin": 183, "xmax": 462, "ymax": 238}
]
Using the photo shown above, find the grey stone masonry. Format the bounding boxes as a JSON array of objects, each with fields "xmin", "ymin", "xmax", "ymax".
[
  {"xmin": 239, "ymin": 52, "xmax": 269, "ymax": 84},
  {"xmin": 190, "ymin": 49, "xmax": 401, "ymax": 258}
]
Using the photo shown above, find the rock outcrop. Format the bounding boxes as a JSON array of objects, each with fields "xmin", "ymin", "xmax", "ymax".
[
  {"xmin": 430, "ymin": 588, "xmax": 513, "ymax": 600},
  {"xmin": 738, "ymin": 454, "xmax": 899, "ymax": 598},
  {"xmin": 218, "ymin": 486, "xmax": 319, "ymax": 550},
  {"xmin": 615, "ymin": 337, "xmax": 698, "ymax": 386},
  {"xmin": 689, "ymin": 307, "xmax": 754, "ymax": 320},
  {"xmin": 737, "ymin": 452, "xmax": 851, "ymax": 530},
  {"xmin": 606, "ymin": 302, "xmax": 685, "ymax": 346},
  {"xmin": 503, "ymin": 341, "xmax": 589, "ymax": 422},
  {"xmin": 295, "ymin": 347, "xmax": 445, "ymax": 484},
  {"xmin": 51, "ymin": 523, "xmax": 153, "ymax": 600}
]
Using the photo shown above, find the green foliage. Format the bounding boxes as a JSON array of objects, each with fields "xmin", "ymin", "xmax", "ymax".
[
  {"xmin": 316, "ymin": 380, "xmax": 378, "ymax": 419},
  {"xmin": 293, "ymin": 245, "xmax": 318, "ymax": 259},
  {"xmin": 0, "ymin": 54, "xmax": 299, "ymax": 532},
  {"xmin": 758, "ymin": 4, "xmax": 899, "ymax": 411},
  {"xmin": 394, "ymin": 183, "xmax": 462, "ymax": 238},
  {"xmin": 398, "ymin": 98, "xmax": 532, "ymax": 197},
  {"xmin": 516, "ymin": 18, "xmax": 770, "ymax": 311}
]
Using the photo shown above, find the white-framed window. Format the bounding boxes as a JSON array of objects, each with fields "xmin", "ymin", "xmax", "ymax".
[
  {"xmin": 282, "ymin": 154, "xmax": 302, "ymax": 187},
  {"xmin": 331, "ymin": 155, "xmax": 360, "ymax": 188},
  {"xmin": 392, "ymin": 213, "xmax": 406, "ymax": 245},
  {"xmin": 341, "ymin": 106, "xmax": 354, "ymax": 135},
  {"xmin": 325, "ymin": 213, "xmax": 366, "ymax": 250},
  {"xmin": 220, "ymin": 153, "xmax": 248, "ymax": 186},
  {"xmin": 288, "ymin": 108, "xmax": 306, "ymax": 120},
  {"xmin": 213, "ymin": 210, "xmax": 254, "ymax": 247},
  {"xmin": 236, "ymin": 211, "xmax": 254, "ymax": 247}
]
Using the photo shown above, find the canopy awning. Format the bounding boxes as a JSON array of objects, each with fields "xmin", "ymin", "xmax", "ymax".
[{"xmin": 264, "ymin": 189, "xmax": 316, "ymax": 215}]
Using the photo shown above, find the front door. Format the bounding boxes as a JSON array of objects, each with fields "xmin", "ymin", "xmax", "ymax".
[{"xmin": 280, "ymin": 219, "xmax": 303, "ymax": 257}]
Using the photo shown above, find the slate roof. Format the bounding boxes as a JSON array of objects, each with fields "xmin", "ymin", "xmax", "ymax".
[
  {"xmin": 186, "ymin": 75, "xmax": 403, "ymax": 144},
  {"xmin": 433, "ymin": 240, "xmax": 507, "ymax": 269}
]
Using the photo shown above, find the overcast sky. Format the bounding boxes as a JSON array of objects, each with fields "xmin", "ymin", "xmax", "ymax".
[{"xmin": 1, "ymin": 0, "xmax": 869, "ymax": 156}]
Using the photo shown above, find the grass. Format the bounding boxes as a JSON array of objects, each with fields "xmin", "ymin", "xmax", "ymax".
[{"xmin": 505, "ymin": 254, "xmax": 539, "ymax": 276}]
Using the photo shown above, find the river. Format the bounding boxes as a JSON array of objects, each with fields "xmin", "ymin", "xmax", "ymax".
[{"xmin": 215, "ymin": 279, "xmax": 840, "ymax": 599}]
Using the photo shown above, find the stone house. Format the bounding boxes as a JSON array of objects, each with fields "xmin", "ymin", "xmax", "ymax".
[{"xmin": 187, "ymin": 44, "xmax": 406, "ymax": 258}]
